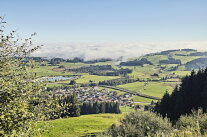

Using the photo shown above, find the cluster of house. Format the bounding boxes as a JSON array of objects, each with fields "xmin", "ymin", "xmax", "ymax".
[{"xmin": 53, "ymin": 86, "xmax": 135, "ymax": 107}]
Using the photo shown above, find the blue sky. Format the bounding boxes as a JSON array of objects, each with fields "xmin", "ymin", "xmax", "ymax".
[
  {"xmin": 1, "ymin": 0, "xmax": 207, "ymax": 43},
  {"xmin": 1, "ymin": 0, "xmax": 207, "ymax": 59}
]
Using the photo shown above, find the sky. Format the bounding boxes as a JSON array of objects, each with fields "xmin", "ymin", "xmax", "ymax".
[{"xmin": 1, "ymin": 0, "xmax": 207, "ymax": 59}]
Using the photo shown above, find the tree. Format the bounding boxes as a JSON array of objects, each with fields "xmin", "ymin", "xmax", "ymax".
[
  {"xmin": 156, "ymin": 91, "xmax": 171, "ymax": 117},
  {"xmin": 69, "ymin": 80, "xmax": 76, "ymax": 85},
  {"xmin": 93, "ymin": 102, "xmax": 100, "ymax": 114},
  {"xmin": 105, "ymin": 102, "xmax": 110, "ymax": 113},
  {"xmin": 59, "ymin": 95, "xmax": 72, "ymax": 118},
  {"xmin": 69, "ymin": 94, "xmax": 80, "ymax": 117},
  {"xmin": 99, "ymin": 102, "xmax": 106, "ymax": 113},
  {"xmin": 109, "ymin": 102, "xmax": 115, "ymax": 113},
  {"xmin": 80, "ymin": 102, "xmax": 89, "ymax": 115},
  {"xmin": 0, "ymin": 17, "xmax": 45, "ymax": 136},
  {"xmin": 114, "ymin": 102, "xmax": 121, "ymax": 114},
  {"xmin": 155, "ymin": 68, "xmax": 207, "ymax": 120}
]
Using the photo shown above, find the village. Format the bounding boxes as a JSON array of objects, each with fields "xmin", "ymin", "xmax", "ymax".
[{"xmin": 53, "ymin": 86, "xmax": 135, "ymax": 107}]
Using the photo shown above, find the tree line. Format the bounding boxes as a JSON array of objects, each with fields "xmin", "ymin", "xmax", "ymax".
[
  {"xmin": 155, "ymin": 68, "xmax": 207, "ymax": 121},
  {"xmin": 159, "ymin": 57, "xmax": 181, "ymax": 65},
  {"xmin": 47, "ymin": 57, "xmax": 113, "ymax": 66},
  {"xmin": 29, "ymin": 94, "xmax": 81, "ymax": 120},
  {"xmin": 80, "ymin": 102, "xmax": 121, "ymax": 115},
  {"xmin": 120, "ymin": 58, "xmax": 152, "ymax": 66},
  {"xmin": 31, "ymin": 94, "xmax": 122, "ymax": 120},
  {"xmin": 68, "ymin": 65, "xmax": 132, "ymax": 76}
]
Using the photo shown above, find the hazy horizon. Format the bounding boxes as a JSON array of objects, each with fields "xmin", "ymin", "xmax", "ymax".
[{"xmin": 33, "ymin": 41, "xmax": 207, "ymax": 60}]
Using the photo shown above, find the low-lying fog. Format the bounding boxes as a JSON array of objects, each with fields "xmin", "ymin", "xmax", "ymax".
[{"xmin": 34, "ymin": 41, "xmax": 207, "ymax": 60}]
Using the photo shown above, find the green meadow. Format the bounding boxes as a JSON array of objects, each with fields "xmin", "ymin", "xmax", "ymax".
[
  {"xmin": 38, "ymin": 114, "xmax": 122, "ymax": 137},
  {"xmin": 38, "ymin": 107, "xmax": 133, "ymax": 137},
  {"xmin": 33, "ymin": 65, "xmax": 71, "ymax": 77},
  {"xmin": 117, "ymin": 81, "xmax": 176, "ymax": 98}
]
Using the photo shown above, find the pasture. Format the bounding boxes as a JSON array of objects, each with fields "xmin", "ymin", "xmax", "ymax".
[
  {"xmin": 38, "ymin": 107, "xmax": 133, "ymax": 137},
  {"xmin": 117, "ymin": 81, "xmax": 176, "ymax": 98}
]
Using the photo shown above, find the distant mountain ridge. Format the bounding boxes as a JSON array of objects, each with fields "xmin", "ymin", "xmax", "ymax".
[{"xmin": 120, "ymin": 49, "xmax": 207, "ymax": 71}]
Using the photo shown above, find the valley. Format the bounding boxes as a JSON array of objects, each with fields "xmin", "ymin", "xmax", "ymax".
[{"xmin": 32, "ymin": 49, "xmax": 207, "ymax": 136}]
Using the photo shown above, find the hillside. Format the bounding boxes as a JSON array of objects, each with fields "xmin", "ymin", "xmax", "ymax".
[
  {"xmin": 38, "ymin": 107, "xmax": 133, "ymax": 137},
  {"xmin": 39, "ymin": 114, "xmax": 122, "ymax": 137},
  {"xmin": 33, "ymin": 49, "xmax": 207, "ymax": 105}
]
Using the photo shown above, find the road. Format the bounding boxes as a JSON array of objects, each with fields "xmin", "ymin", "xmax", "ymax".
[{"xmin": 99, "ymin": 85, "xmax": 160, "ymax": 100}]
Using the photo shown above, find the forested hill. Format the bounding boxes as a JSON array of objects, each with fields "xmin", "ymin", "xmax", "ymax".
[{"xmin": 120, "ymin": 49, "xmax": 207, "ymax": 71}]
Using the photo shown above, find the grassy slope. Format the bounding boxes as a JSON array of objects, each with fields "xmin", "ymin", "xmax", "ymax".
[
  {"xmin": 39, "ymin": 114, "xmax": 122, "ymax": 137},
  {"xmin": 98, "ymin": 87, "xmax": 153, "ymax": 103},
  {"xmin": 171, "ymin": 50, "xmax": 195, "ymax": 55},
  {"xmin": 117, "ymin": 82, "xmax": 176, "ymax": 98},
  {"xmin": 38, "ymin": 107, "xmax": 133, "ymax": 137},
  {"xmin": 123, "ymin": 65, "xmax": 159, "ymax": 80},
  {"xmin": 131, "ymin": 96, "xmax": 154, "ymax": 103},
  {"xmin": 171, "ymin": 71, "xmax": 191, "ymax": 76},
  {"xmin": 173, "ymin": 56, "xmax": 200, "ymax": 64},
  {"xmin": 144, "ymin": 55, "xmax": 168, "ymax": 65}
]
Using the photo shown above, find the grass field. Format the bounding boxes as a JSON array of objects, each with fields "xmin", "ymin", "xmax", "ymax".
[
  {"xmin": 131, "ymin": 96, "xmax": 154, "ymax": 103},
  {"xmin": 144, "ymin": 55, "xmax": 168, "ymax": 64},
  {"xmin": 173, "ymin": 56, "xmax": 200, "ymax": 64},
  {"xmin": 171, "ymin": 50, "xmax": 196, "ymax": 55},
  {"xmin": 124, "ymin": 65, "xmax": 159, "ymax": 80},
  {"xmin": 76, "ymin": 74, "xmax": 119, "ymax": 84},
  {"xmin": 171, "ymin": 71, "xmax": 191, "ymax": 76},
  {"xmin": 38, "ymin": 107, "xmax": 133, "ymax": 137},
  {"xmin": 33, "ymin": 65, "xmax": 72, "ymax": 77},
  {"xmin": 38, "ymin": 114, "xmax": 122, "ymax": 137},
  {"xmin": 118, "ymin": 82, "xmax": 176, "ymax": 98},
  {"xmin": 47, "ymin": 80, "xmax": 72, "ymax": 87}
]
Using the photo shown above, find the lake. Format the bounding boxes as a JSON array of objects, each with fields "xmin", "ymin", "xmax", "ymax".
[{"xmin": 41, "ymin": 76, "xmax": 76, "ymax": 82}]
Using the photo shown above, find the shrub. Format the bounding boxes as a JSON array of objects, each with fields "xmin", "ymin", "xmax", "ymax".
[
  {"xmin": 176, "ymin": 109, "xmax": 207, "ymax": 134},
  {"xmin": 0, "ymin": 17, "xmax": 45, "ymax": 136},
  {"xmin": 105, "ymin": 110, "xmax": 172, "ymax": 137}
]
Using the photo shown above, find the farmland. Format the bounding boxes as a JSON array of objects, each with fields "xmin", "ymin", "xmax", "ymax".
[
  {"xmin": 36, "ymin": 49, "xmax": 204, "ymax": 100},
  {"xmin": 117, "ymin": 81, "xmax": 176, "ymax": 98},
  {"xmin": 33, "ymin": 49, "xmax": 207, "ymax": 137},
  {"xmin": 3, "ymin": 1, "xmax": 207, "ymax": 136}
]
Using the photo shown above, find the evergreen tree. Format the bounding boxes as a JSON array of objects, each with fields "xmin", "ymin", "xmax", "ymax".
[
  {"xmin": 110, "ymin": 102, "xmax": 115, "ymax": 113},
  {"xmin": 80, "ymin": 102, "xmax": 89, "ymax": 115},
  {"xmin": 88, "ymin": 102, "xmax": 93, "ymax": 114},
  {"xmin": 114, "ymin": 102, "xmax": 121, "ymax": 114},
  {"xmin": 155, "ymin": 68, "xmax": 207, "ymax": 120},
  {"xmin": 93, "ymin": 102, "xmax": 100, "ymax": 114},
  {"xmin": 157, "ymin": 91, "xmax": 171, "ymax": 117},
  {"xmin": 69, "ymin": 94, "xmax": 80, "ymax": 117},
  {"xmin": 100, "ymin": 102, "xmax": 106, "ymax": 113},
  {"xmin": 105, "ymin": 102, "xmax": 110, "ymax": 113}
]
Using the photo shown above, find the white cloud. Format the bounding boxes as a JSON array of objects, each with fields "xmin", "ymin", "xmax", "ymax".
[{"xmin": 33, "ymin": 41, "xmax": 207, "ymax": 60}]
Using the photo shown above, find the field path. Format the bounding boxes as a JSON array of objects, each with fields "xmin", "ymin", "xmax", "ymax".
[{"xmin": 99, "ymin": 85, "xmax": 160, "ymax": 100}]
